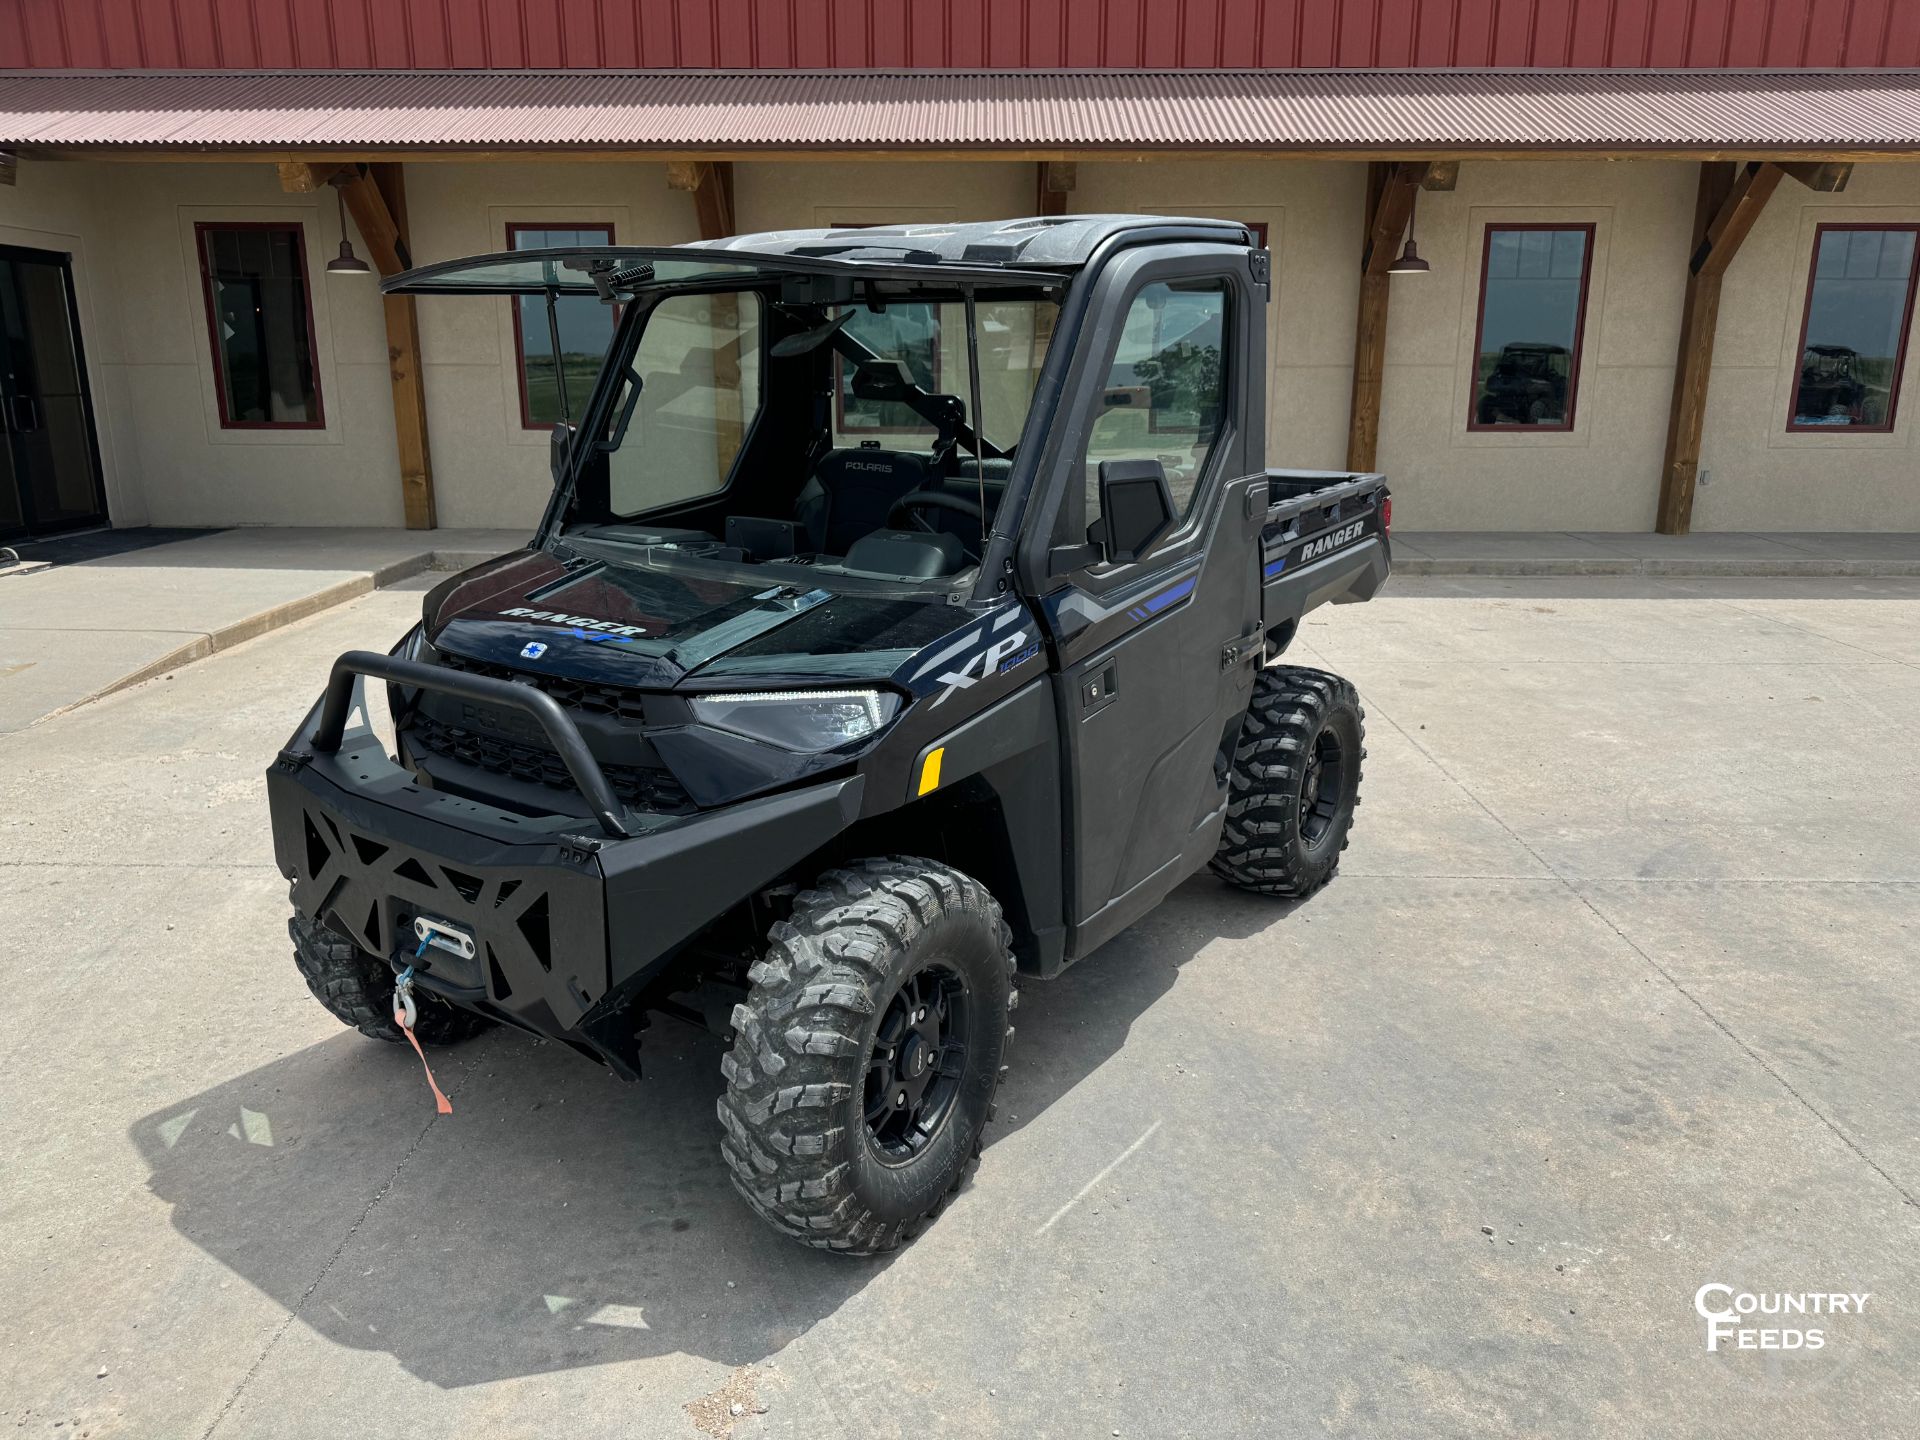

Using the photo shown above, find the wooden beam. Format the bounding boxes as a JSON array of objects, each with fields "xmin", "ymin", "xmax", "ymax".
[
  {"xmin": 336, "ymin": 166, "xmax": 410, "ymax": 274},
  {"xmin": 1362, "ymin": 160, "xmax": 1429, "ymax": 275},
  {"xmin": 668, "ymin": 159, "xmax": 734, "ymax": 239},
  {"xmin": 0, "ymin": 151, "xmax": 14, "ymax": 186},
  {"xmin": 1690, "ymin": 160, "xmax": 1784, "ymax": 277},
  {"xmin": 1345, "ymin": 161, "xmax": 1430, "ymax": 473},
  {"xmin": 1420, "ymin": 160, "xmax": 1459, "ymax": 190},
  {"xmin": 317, "ymin": 163, "xmax": 433, "ymax": 527},
  {"xmin": 1656, "ymin": 162, "xmax": 1786, "ymax": 534},
  {"xmin": 1036, "ymin": 160, "xmax": 1076, "ymax": 216},
  {"xmin": 276, "ymin": 160, "xmax": 345, "ymax": 192},
  {"xmin": 1777, "ymin": 160, "xmax": 1852, "ymax": 192}
]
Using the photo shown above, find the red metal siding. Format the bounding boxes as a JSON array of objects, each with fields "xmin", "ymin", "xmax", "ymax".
[{"xmin": 5, "ymin": 0, "xmax": 1919, "ymax": 71}]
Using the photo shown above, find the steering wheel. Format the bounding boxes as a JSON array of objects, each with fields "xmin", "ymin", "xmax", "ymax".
[{"xmin": 887, "ymin": 490, "xmax": 988, "ymax": 561}]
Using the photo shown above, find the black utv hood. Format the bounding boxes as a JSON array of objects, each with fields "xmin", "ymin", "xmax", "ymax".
[{"xmin": 422, "ymin": 547, "xmax": 970, "ymax": 691}]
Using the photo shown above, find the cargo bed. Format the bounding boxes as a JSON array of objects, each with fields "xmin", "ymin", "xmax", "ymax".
[{"xmin": 1258, "ymin": 468, "xmax": 1392, "ymax": 643}]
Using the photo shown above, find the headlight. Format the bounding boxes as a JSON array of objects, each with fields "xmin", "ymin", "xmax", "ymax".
[{"xmin": 688, "ymin": 688, "xmax": 900, "ymax": 752}]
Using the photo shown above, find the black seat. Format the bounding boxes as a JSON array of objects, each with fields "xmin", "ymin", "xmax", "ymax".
[{"xmin": 794, "ymin": 449, "xmax": 931, "ymax": 554}]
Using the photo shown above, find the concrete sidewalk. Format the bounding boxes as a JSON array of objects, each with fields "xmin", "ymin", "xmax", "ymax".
[
  {"xmin": 0, "ymin": 527, "xmax": 522, "ymax": 732},
  {"xmin": 1391, "ymin": 529, "xmax": 1920, "ymax": 576},
  {"xmin": 5, "ymin": 524, "xmax": 1918, "ymax": 733}
]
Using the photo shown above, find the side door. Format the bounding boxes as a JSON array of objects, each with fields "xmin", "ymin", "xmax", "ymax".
[
  {"xmin": 1029, "ymin": 246, "xmax": 1268, "ymax": 957},
  {"xmin": 0, "ymin": 245, "xmax": 108, "ymax": 541}
]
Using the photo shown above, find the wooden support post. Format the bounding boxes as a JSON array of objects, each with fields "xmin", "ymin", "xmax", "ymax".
[
  {"xmin": 1037, "ymin": 161, "xmax": 1076, "ymax": 217},
  {"xmin": 1420, "ymin": 160, "xmax": 1460, "ymax": 191},
  {"xmin": 367, "ymin": 164, "xmax": 434, "ymax": 530},
  {"xmin": 1345, "ymin": 160, "xmax": 1429, "ymax": 473},
  {"xmin": 296, "ymin": 160, "xmax": 435, "ymax": 528},
  {"xmin": 1655, "ymin": 161, "xmax": 1784, "ymax": 535},
  {"xmin": 667, "ymin": 160, "xmax": 735, "ymax": 240},
  {"xmin": 0, "ymin": 151, "xmax": 16, "ymax": 187}
]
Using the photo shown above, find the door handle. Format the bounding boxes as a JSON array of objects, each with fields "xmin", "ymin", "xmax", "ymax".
[{"xmin": 5, "ymin": 396, "xmax": 36, "ymax": 433}]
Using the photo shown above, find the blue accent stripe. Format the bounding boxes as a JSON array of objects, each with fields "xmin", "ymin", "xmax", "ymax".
[
  {"xmin": 1263, "ymin": 557, "xmax": 1287, "ymax": 579},
  {"xmin": 1141, "ymin": 575, "xmax": 1197, "ymax": 616}
]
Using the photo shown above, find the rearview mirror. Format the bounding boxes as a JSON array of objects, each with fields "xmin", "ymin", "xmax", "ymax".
[{"xmin": 1092, "ymin": 459, "xmax": 1176, "ymax": 564}]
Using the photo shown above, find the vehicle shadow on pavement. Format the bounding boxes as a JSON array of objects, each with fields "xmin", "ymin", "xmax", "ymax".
[{"xmin": 128, "ymin": 873, "xmax": 1291, "ymax": 1389}]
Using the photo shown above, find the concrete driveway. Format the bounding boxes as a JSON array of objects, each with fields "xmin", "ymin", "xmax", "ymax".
[{"xmin": 3, "ymin": 573, "xmax": 1917, "ymax": 1438}]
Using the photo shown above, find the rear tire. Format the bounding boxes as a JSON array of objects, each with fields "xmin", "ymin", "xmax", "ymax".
[
  {"xmin": 1210, "ymin": 665, "xmax": 1365, "ymax": 898},
  {"xmin": 288, "ymin": 911, "xmax": 489, "ymax": 1046},
  {"xmin": 718, "ymin": 857, "xmax": 1016, "ymax": 1255}
]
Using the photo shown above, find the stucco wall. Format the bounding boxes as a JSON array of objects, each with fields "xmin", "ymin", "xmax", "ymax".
[
  {"xmin": 0, "ymin": 158, "xmax": 141, "ymax": 525},
  {"xmin": 1694, "ymin": 161, "xmax": 1920, "ymax": 532},
  {"xmin": 3, "ymin": 159, "xmax": 404, "ymax": 528},
  {"xmin": 6, "ymin": 155, "xmax": 1916, "ymax": 535},
  {"xmin": 1367, "ymin": 159, "xmax": 1699, "ymax": 531}
]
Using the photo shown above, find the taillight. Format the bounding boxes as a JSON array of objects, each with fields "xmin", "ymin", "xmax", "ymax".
[{"xmin": 1380, "ymin": 495, "xmax": 1392, "ymax": 533}]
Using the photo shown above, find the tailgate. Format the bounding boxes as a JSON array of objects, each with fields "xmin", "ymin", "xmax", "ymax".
[{"xmin": 1258, "ymin": 469, "xmax": 1391, "ymax": 632}]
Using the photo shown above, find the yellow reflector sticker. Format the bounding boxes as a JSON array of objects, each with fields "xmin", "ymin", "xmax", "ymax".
[{"xmin": 918, "ymin": 747, "xmax": 945, "ymax": 795}]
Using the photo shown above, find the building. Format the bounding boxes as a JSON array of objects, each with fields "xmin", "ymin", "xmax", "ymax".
[{"xmin": 0, "ymin": 1, "xmax": 1916, "ymax": 543}]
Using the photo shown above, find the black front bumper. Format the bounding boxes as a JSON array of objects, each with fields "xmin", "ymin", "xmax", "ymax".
[{"xmin": 268, "ymin": 658, "xmax": 863, "ymax": 1076}]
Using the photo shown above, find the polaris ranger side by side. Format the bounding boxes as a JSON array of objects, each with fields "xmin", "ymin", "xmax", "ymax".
[{"xmin": 268, "ymin": 216, "xmax": 1390, "ymax": 1253}]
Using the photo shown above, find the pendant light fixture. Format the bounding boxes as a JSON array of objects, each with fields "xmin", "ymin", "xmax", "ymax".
[
  {"xmin": 1387, "ymin": 188, "xmax": 1431, "ymax": 275},
  {"xmin": 326, "ymin": 173, "xmax": 372, "ymax": 275}
]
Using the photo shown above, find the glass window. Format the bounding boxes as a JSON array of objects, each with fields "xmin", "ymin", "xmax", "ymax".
[
  {"xmin": 605, "ymin": 292, "xmax": 763, "ymax": 515},
  {"xmin": 1469, "ymin": 225, "xmax": 1593, "ymax": 431},
  {"xmin": 837, "ymin": 303, "xmax": 941, "ymax": 438},
  {"xmin": 509, "ymin": 223, "xmax": 618, "ymax": 429},
  {"xmin": 832, "ymin": 299, "xmax": 1055, "ymax": 449},
  {"xmin": 196, "ymin": 223, "xmax": 322, "ymax": 428},
  {"xmin": 1082, "ymin": 280, "xmax": 1229, "ymax": 536},
  {"xmin": 1790, "ymin": 225, "xmax": 1919, "ymax": 432}
]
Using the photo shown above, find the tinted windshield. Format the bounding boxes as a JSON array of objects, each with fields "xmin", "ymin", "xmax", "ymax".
[{"xmin": 565, "ymin": 285, "xmax": 1059, "ymax": 587}]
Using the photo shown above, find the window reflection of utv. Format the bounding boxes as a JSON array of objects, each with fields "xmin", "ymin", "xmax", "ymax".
[
  {"xmin": 1796, "ymin": 344, "xmax": 1868, "ymax": 423},
  {"xmin": 1476, "ymin": 341, "xmax": 1570, "ymax": 425}
]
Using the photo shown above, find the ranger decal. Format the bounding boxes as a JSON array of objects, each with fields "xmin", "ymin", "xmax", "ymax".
[
  {"xmin": 499, "ymin": 606, "xmax": 648, "ymax": 638},
  {"xmin": 1300, "ymin": 520, "xmax": 1365, "ymax": 562}
]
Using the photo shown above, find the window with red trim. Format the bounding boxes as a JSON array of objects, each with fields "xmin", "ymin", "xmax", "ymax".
[
  {"xmin": 508, "ymin": 222, "xmax": 617, "ymax": 429},
  {"xmin": 1789, "ymin": 224, "xmax": 1919, "ymax": 433},
  {"xmin": 196, "ymin": 222, "xmax": 323, "ymax": 429},
  {"xmin": 1468, "ymin": 224, "xmax": 1594, "ymax": 431}
]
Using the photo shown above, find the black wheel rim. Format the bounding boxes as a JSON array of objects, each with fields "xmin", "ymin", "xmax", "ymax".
[
  {"xmin": 864, "ymin": 964, "xmax": 970, "ymax": 1165},
  {"xmin": 1298, "ymin": 723, "xmax": 1348, "ymax": 847}
]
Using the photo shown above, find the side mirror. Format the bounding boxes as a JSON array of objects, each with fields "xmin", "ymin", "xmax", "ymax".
[
  {"xmin": 549, "ymin": 421, "xmax": 573, "ymax": 480},
  {"xmin": 1092, "ymin": 459, "xmax": 1176, "ymax": 564}
]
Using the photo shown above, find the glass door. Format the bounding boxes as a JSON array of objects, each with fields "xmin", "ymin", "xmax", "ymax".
[{"xmin": 0, "ymin": 245, "xmax": 107, "ymax": 540}]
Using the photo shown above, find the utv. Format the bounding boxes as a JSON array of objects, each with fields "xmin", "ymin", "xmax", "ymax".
[
  {"xmin": 268, "ymin": 216, "xmax": 1390, "ymax": 1253},
  {"xmin": 1794, "ymin": 344, "xmax": 1868, "ymax": 424},
  {"xmin": 1475, "ymin": 340, "xmax": 1570, "ymax": 426}
]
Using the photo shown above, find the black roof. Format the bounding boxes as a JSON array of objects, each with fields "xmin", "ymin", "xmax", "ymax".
[
  {"xmin": 702, "ymin": 215, "xmax": 1257, "ymax": 268},
  {"xmin": 385, "ymin": 214, "xmax": 1258, "ymax": 297}
]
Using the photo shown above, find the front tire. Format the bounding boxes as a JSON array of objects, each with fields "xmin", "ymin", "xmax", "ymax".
[
  {"xmin": 288, "ymin": 912, "xmax": 489, "ymax": 1046},
  {"xmin": 718, "ymin": 857, "xmax": 1016, "ymax": 1254},
  {"xmin": 1210, "ymin": 665, "xmax": 1365, "ymax": 898}
]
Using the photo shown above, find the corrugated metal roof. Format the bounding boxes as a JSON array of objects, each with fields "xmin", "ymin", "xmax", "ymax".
[{"xmin": 0, "ymin": 69, "xmax": 1916, "ymax": 154}]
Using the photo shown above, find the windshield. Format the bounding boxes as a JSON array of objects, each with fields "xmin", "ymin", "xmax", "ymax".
[{"xmin": 564, "ymin": 286, "xmax": 1059, "ymax": 589}]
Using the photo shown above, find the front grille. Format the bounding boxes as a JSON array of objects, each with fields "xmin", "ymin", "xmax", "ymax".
[
  {"xmin": 434, "ymin": 648, "xmax": 648, "ymax": 722},
  {"xmin": 406, "ymin": 711, "xmax": 694, "ymax": 816}
]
